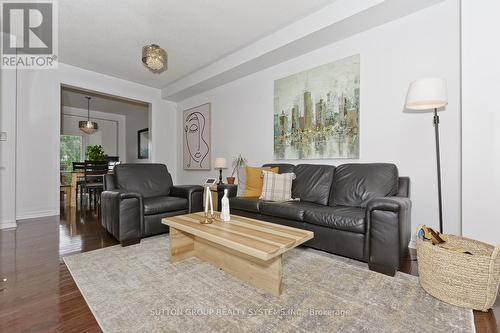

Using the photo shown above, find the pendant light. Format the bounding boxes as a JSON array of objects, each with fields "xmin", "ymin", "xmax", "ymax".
[
  {"xmin": 142, "ymin": 44, "xmax": 167, "ymax": 72},
  {"xmin": 79, "ymin": 96, "xmax": 98, "ymax": 134}
]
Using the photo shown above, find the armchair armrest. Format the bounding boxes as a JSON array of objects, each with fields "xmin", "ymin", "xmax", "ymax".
[
  {"xmin": 170, "ymin": 185, "xmax": 204, "ymax": 213},
  {"xmin": 366, "ymin": 196, "xmax": 412, "ymax": 276},
  {"xmin": 397, "ymin": 177, "xmax": 410, "ymax": 197},
  {"xmin": 101, "ymin": 190, "xmax": 144, "ymax": 245}
]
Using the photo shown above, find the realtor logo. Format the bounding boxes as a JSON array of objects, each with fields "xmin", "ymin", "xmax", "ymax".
[{"xmin": 1, "ymin": 1, "xmax": 58, "ymax": 69}]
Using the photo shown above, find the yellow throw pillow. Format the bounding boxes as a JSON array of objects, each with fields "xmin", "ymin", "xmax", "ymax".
[{"xmin": 244, "ymin": 166, "xmax": 279, "ymax": 197}]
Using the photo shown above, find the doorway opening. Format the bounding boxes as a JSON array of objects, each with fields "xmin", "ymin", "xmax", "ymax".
[{"xmin": 59, "ymin": 85, "xmax": 151, "ymax": 214}]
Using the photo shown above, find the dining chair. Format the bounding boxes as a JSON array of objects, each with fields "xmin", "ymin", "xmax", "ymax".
[
  {"xmin": 60, "ymin": 173, "xmax": 71, "ymax": 206},
  {"xmin": 104, "ymin": 155, "xmax": 120, "ymax": 172},
  {"xmin": 81, "ymin": 160, "xmax": 109, "ymax": 209},
  {"xmin": 72, "ymin": 161, "xmax": 85, "ymax": 171},
  {"xmin": 104, "ymin": 156, "xmax": 120, "ymax": 172},
  {"xmin": 72, "ymin": 161, "xmax": 86, "ymax": 204},
  {"xmin": 108, "ymin": 161, "xmax": 120, "ymax": 172}
]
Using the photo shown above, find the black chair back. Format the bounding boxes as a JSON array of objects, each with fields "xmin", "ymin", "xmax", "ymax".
[
  {"xmin": 73, "ymin": 161, "xmax": 85, "ymax": 171},
  {"xmin": 84, "ymin": 161, "xmax": 109, "ymax": 184}
]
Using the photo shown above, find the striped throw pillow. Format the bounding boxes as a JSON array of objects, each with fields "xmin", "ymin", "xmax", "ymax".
[
  {"xmin": 236, "ymin": 166, "xmax": 278, "ymax": 197},
  {"xmin": 236, "ymin": 166, "xmax": 247, "ymax": 197},
  {"xmin": 259, "ymin": 171, "xmax": 296, "ymax": 201}
]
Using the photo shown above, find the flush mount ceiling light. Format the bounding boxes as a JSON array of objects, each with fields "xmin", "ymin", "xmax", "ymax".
[
  {"xmin": 142, "ymin": 44, "xmax": 168, "ymax": 73},
  {"xmin": 79, "ymin": 96, "xmax": 98, "ymax": 134}
]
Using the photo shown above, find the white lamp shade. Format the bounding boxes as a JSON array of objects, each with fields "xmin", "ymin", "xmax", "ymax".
[
  {"xmin": 405, "ymin": 78, "xmax": 448, "ymax": 111},
  {"xmin": 214, "ymin": 157, "xmax": 227, "ymax": 169}
]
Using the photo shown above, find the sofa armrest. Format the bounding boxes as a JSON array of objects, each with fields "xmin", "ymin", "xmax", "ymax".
[
  {"xmin": 101, "ymin": 190, "xmax": 143, "ymax": 245},
  {"xmin": 397, "ymin": 177, "xmax": 410, "ymax": 198},
  {"xmin": 366, "ymin": 196, "xmax": 412, "ymax": 276},
  {"xmin": 218, "ymin": 184, "xmax": 238, "ymax": 198},
  {"xmin": 367, "ymin": 196, "xmax": 410, "ymax": 212},
  {"xmin": 170, "ymin": 185, "xmax": 204, "ymax": 213}
]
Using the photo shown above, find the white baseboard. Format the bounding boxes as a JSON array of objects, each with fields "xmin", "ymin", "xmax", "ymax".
[
  {"xmin": 0, "ymin": 220, "xmax": 17, "ymax": 229},
  {"xmin": 16, "ymin": 210, "xmax": 59, "ymax": 221}
]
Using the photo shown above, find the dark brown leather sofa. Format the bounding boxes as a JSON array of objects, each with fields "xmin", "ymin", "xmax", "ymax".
[{"xmin": 221, "ymin": 163, "xmax": 411, "ymax": 276}]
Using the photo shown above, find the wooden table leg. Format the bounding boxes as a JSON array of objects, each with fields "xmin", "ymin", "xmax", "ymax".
[
  {"xmin": 194, "ymin": 237, "xmax": 283, "ymax": 296},
  {"xmin": 169, "ymin": 227, "xmax": 195, "ymax": 262},
  {"xmin": 168, "ymin": 228, "xmax": 283, "ymax": 296},
  {"xmin": 70, "ymin": 173, "xmax": 78, "ymax": 207}
]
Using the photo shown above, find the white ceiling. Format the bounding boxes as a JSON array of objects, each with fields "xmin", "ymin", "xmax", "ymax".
[
  {"xmin": 161, "ymin": 0, "xmax": 445, "ymax": 101},
  {"xmin": 59, "ymin": 0, "xmax": 336, "ymax": 89}
]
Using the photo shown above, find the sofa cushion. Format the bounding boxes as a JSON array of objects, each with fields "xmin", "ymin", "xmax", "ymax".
[
  {"xmin": 331, "ymin": 163, "xmax": 399, "ymax": 208},
  {"xmin": 236, "ymin": 166, "xmax": 247, "ymax": 197},
  {"xmin": 292, "ymin": 164, "xmax": 336, "ymax": 205},
  {"xmin": 115, "ymin": 164, "xmax": 173, "ymax": 198},
  {"xmin": 259, "ymin": 171, "xmax": 295, "ymax": 201},
  {"xmin": 260, "ymin": 201, "xmax": 322, "ymax": 221},
  {"xmin": 143, "ymin": 196, "xmax": 188, "ymax": 215},
  {"xmin": 237, "ymin": 165, "xmax": 280, "ymax": 197},
  {"xmin": 229, "ymin": 197, "xmax": 264, "ymax": 213},
  {"xmin": 304, "ymin": 206, "xmax": 366, "ymax": 234},
  {"xmin": 244, "ymin": 166, "xmax": 279, "ymax": 197},
  {"xmin": 262, "ymin": 163, "xmax": 295, "ymax": 174}
]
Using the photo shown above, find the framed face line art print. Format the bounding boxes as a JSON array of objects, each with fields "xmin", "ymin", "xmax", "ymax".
[{"xmin": 183, "ymin": 103, "xmax": 211, "ymax": 170}]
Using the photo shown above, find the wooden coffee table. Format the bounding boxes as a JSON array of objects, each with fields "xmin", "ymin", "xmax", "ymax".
[{"xmin": 162, "ymin": 212, "xmax": 313, "ymax": 296}]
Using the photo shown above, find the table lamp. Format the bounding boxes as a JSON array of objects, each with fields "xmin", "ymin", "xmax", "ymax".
[
  {"xmin": 405, "ymin": 78, "xmax": 448, "ymax": 233},
  {"xmin": 214, "ymin": 157, "xmax": 228, "ymax": 184}
]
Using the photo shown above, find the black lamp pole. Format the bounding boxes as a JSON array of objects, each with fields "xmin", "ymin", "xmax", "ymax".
[
  {"xmin": 218, "ymin": 168, "xmax": 223, "ymax": 185},
  {"xmin": 433, "ymin": 108, "xmax": 444, "ymax": 233}
]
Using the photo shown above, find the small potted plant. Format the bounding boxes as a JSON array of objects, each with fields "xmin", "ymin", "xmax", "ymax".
[
  {"xmin": 86, "ymin": 145, "xmax": 105, "ymax": 161},
  {"xmin": 227, "ymin": 154, "xmax": 247, "ymax": 184}
]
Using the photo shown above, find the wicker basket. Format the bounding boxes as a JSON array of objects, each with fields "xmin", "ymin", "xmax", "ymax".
[{"xmin": 416, "ymin": 234, "xmax": 500, "ymax": 311}]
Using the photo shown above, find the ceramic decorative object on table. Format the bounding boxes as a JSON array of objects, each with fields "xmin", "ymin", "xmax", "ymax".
[{"xmin": 220, "ymin": 189, "xmax": 230, "ymax": 222}]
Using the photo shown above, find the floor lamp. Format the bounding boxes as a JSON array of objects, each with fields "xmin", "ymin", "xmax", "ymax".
[{"xmin": 405, "ymin": 78, "xmax": 448, "ymax": 233}]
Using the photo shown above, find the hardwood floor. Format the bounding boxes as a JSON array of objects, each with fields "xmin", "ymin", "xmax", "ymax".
[
  {"xmin": 0, "ymin": 203, "xmax": 498, "ymax": 332},
  {"xmin": 0, "ymin": 204, "xmax": 117, "ymax": 332}
]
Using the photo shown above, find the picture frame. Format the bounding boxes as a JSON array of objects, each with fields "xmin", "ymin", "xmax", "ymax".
[
  {"xmin": 183, "ymin": 103, "xmax": 211, "ymax": 170},
  {"xmin": 273, "ymin": 54, "xmax": 360, "ymax": 160},
  {"xmin": 137, "ymin": 128, "xmax": 149, "ymax": 159}
]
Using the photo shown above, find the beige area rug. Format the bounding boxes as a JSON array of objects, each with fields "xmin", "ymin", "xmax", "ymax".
[{"xmin": 63, "ymin": 235, "xmax": 474, "ymax": 333}]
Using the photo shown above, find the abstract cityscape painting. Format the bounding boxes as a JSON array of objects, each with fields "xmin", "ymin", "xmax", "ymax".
[
  {"xmin": 274, "ymin": 54, "xmax": 360, "ymax": 160},
  {"xmin": 183, "ymin": 103, "xmax": 211, "ymax": 170}
]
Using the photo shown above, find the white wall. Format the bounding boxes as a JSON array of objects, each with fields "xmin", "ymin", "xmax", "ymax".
[
  {"xmin": 176, "ymin": 0, "xmax": 461, "ymax": 240},
  {"xmin": 125, "ymin": 109, "xmax": 149, "ymax": 163},
  {"xmin": 461, "ymin": 0, "xmax": 500, "ymax": 245},
  {"xmin": 0, "ymin": 41, "xmax": 17, "ymax": 228},
  {"xmin": 62, "ymin": 107, "xmax": 125, "ymax": 160},
  {"xmin": 10, "ymin": 63, "xmax": 177, "ymax": 221}
]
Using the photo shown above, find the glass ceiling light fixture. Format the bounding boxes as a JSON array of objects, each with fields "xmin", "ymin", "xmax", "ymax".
[
  {"xmin": 142, "ymin": 44, "xmax": 167, "ymax": 73},
  {"xmin": 79, "ymin": 96, "xmax": 98, "ymax": 134}
]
